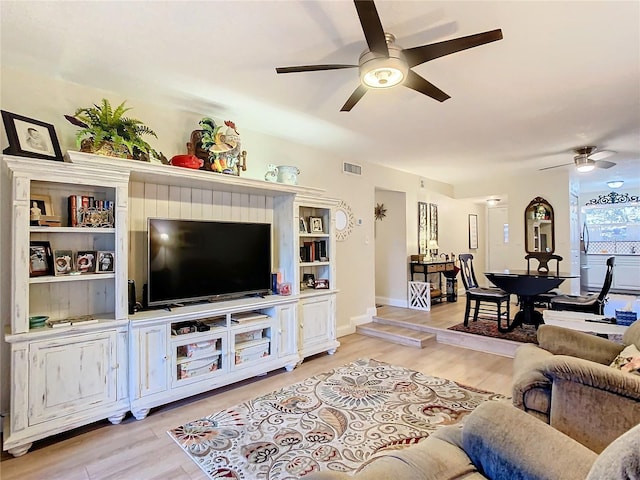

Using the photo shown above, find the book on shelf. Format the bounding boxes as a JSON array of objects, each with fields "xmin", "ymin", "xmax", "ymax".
[{"xmin": 300, "ymin": 240, "xmax": 327, "ymax": 262}]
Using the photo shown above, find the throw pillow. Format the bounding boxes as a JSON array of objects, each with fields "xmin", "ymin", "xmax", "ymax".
[{"xmin": 609, "ymin": 344, "xmax": 640, "ymax": 376}]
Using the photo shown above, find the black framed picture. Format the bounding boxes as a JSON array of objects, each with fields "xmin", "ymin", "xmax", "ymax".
[
  {"xmin": 29, "ymin": 241, "xmax": 53, "ymax": 277},
  {"xmin": 1, "ymin": 111, "xmax": 63, "ymax": 161},
  {"xmin": 76, "ymin": 250, "xmax": 97, "ymax": 274},
  {"xmin": 303, "ymin": 273, "xmax": 315, "ymax": 288},
  {"xmin": 97, "ymin": 251, "xmax": 115, "ymax": 273}
]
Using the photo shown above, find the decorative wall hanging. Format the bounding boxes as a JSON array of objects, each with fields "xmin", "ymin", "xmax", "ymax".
[
  {"xmin": 418, "ymin": 202, "xmax": 438, "ymax": 255},
  {"xmin": 585, "ymin": 192, "xmax": 639, "ymax": 205},
  {"xmin": 374, "ymin": 203, "xmax": 387, "ymax": 220},
  {"xmin": 335, "ymin": 200, "xmax": 355, "ymax": 241},
  {"xmin": 469, "ymin": 214, "xmax": 479, "ymax": 249}
]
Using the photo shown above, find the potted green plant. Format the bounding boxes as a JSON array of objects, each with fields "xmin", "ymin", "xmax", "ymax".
[{"xmin": 65, "ymin": 98, "xmax": 158, "ymax": 160}]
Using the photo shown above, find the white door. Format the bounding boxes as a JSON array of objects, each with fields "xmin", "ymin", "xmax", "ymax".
[{"xmin": 488, "ymin": 206, "xmax": 509, "ymax": 271}]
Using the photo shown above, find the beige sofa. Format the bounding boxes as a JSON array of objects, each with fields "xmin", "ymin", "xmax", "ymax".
[
  {"xmin": 303, "ymin": 400, "xmax": 639, "ymax": 480},
  {"xmin": 512, "ymin": 320, "xmax": 640, "ymax": 452}
]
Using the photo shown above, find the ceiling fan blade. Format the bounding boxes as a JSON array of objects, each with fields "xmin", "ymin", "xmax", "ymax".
[
  {"xmin": 354, "ymin": 0, "xmax": 389, "ymax": 57},
  {"xmin": 403, "ymin": 29, "xmax": 503, "ymax": 68},
  {"xmin": 403, "ymin": 70, "xmax": 450, "ymax": 102},
  {"xmin": 539, "ymin": 162, "xmax": 573, "ymax": 171},
  {"xmin": 595, "ymin": 160, "xmax": 616, "ymax": 169},
  {"xmin": 276, "ymin": 64, "xmax": 357, "ymax": 74},
  {"xmin": 341, "ymin": 84, "xmax": 368, "ymax": 112},
  {"xmin": 588, "ymin": 150, "xmax": 616, "ymax": 161}
]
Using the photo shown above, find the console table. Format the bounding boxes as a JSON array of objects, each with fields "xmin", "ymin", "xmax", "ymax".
[{"xmin": 409, "ymin": 260, "xmax": 457, "ymax": 303}]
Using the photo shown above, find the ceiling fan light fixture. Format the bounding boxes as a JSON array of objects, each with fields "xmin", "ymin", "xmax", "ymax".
[
  {"xmin": 362, "ymin": 66, "xmax": 404, "ymax": 88},
  {"xmin": 574, "ymin": 154, "xmax": 596, "ymax": 173},
  {"xmin": 359, "ymin": 37, "xmax": 408, "ymax": 89},
  {"xmin": 486, "ymin": 198, "xmax": 501, "ymax": 206},
  {"xmin": 607, "ymin": 180, "xmax": 624, "ymax": 189}
]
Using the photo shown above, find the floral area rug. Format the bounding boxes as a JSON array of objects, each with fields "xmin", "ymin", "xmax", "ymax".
[
  {"xmin": 168, "ymin": 358, "xmax": 505, "ymax": 479},
  {"xmin": 448, "ymin": 318, "xmax": 538, "ymax": 344}
]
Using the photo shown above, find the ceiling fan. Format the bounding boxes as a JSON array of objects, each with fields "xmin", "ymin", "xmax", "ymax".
[
  {"xmin": 539, "ymin": 146, "xmax": 617, "ymax": 173},
  {"xmin": 275, "ymin": 0, "xmax": 503, "ymax": 112}
]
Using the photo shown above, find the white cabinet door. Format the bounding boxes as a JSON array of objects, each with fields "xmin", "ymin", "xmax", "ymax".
[
  {"xmin": 586, "ymin": 257, "xmax": 608, "ymax": 290},
  {"xmin": 299, "ymin": 295, "xmax": 337, "ymax": 357},
  {"xmin": 29, "ymin": 332, "xmax": 117, "ymax": 425},
  {"xmin": 614, "ymin": 257, "xmax": 640, "ymax": 291},
  {"xmin": 276, "ymin": 303, "xmax": 297, "ymax": 358},
  {"xmin": 133, "ymin": 324, "xmax": 168, "ymax": 399}
]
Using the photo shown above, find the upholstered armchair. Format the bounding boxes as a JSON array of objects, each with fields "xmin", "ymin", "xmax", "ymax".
[
  {"xmin": 512, "ymin": 320, "xmax": 640, "ymax": 453},
  {"xmin": 303, "ymin": 400, "xmax": 640, "ymax": 480}
]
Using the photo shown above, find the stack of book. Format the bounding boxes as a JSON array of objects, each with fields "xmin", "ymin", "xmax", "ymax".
[{"xmin": 300, "ymin": 240, "xmax": 327, "ymax": 262}]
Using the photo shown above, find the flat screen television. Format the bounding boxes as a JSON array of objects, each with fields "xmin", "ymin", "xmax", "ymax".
[{"xmin": 147, "ymin": 218, "xmax": 272, "ymax": 306}]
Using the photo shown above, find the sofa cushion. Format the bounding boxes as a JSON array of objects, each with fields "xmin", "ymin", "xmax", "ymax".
[
  {"xmin": 610, "ymin": 344, "xmax": 640, "ymax": 376},
  {"xmin": 463, "ymin": 401, "xmax": 595, "ymax": 480},
  {"xmin": 586, "ymin": 422, "xmax": 640, "ymax": 480}
]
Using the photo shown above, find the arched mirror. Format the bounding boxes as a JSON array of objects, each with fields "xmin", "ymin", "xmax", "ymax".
[{"xmin": 525, "ymin": 197, "xmax": 555, "ymax": 253}]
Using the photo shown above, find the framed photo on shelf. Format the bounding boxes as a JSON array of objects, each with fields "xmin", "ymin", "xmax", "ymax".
[
  {"xmin": 76, "ymin": 250, "xmax": 97, "ymax": 273},
  {"xmin": 53, "ymin": 250, "xmax": 73, "ymax": 276},
  {"xmin": 468, "ymin": 214, "xmax": 479, "ymax": 249},
  {"xmin": 29, "ymin": 241, "xmax": 53, "ymax": 277},
  {"xmin": 303, "ymin": 273, "xmax": 315, "ymax": 288},
  {"xmin": 314, "ymin": 278, "xmax": 329, "ymax": 289},
  {"xmin": 1, "ymin": 111, "xmax": 63, "ymax": 161},
  {"xmin": 97, "ymin": 251, "xmax": 115, "ymax": 273},
  {"xmin": 299, "ymin": 217, "xmax": 308, "ymax": 233},
  {"xmin": 309, "ymin": 216, "xmax": 323, "ymax": 233}
]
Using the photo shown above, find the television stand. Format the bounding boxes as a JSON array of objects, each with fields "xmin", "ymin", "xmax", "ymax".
[{"xmin": 128, "ymin": 295, "xmax": 300, "ymax": 420}]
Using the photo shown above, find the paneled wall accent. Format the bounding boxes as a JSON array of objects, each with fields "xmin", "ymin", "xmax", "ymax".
[{"xmin": 128, "ymin": 180, "xmax": 274, "ymax": 296}]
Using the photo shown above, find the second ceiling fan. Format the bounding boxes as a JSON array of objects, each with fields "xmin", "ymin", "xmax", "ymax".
[{"xmin": 276, "ymin": 0, "xmax": 503, "ymax": 112}]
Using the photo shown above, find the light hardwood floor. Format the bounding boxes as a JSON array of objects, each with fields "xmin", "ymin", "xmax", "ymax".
[{"xmin": 0, "ymin": 300, "xmax": 514, "ymax": 480}]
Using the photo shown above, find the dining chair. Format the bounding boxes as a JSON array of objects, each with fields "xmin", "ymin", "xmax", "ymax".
[
  {"xmin": 549, "ymin": 256, "xmax": 615, "ymax": 315},
  {"xmin": 458, "ymin": 254, "xmax": 511, "ymax": 330},
  {"xmin": 525, "ymin": 253, "xmax": 564, "ymax": 308}
]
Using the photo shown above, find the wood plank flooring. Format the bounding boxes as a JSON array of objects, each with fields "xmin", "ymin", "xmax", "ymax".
[{"xmin": 0, "ymin": 300, "xmax": 514, "ymax": 480}]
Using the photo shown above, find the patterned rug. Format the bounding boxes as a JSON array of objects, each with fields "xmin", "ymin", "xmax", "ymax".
[
  {"xmin": 448, "ymin": 318, "xmax": 538, "ymax": 344},
  {"xmin": 168, "ymin": 358, "xmax": 505, "ymax": 479}
]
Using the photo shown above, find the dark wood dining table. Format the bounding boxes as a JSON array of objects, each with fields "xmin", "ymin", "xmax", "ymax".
[{"xmin": 484, "ymin": 269, "xmax": 576, "ymax": 332}]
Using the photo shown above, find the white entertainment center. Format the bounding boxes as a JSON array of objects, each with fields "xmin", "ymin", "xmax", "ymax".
[{"xmin": 2, "ymin": 152, "xmax": 339, "ymax": 456}]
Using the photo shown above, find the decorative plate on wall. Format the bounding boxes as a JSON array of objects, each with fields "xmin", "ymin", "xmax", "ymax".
[{"xmin": 335, "ymin": 200, "xmax": 355, "ymax": 241}]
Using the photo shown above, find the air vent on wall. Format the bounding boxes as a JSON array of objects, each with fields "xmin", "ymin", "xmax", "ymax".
[{"xmin": 343, "ymin": 162, "xmax": 362, "ymax": 176}]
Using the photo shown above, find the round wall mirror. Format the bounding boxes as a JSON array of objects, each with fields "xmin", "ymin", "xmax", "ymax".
[
  {"xmin": 525, "ymin": 196, "xmax": 555, "ymax": 253},
  {"xmin": 335, "ymin": 200, "xmax": 354, "ymax": 241}
]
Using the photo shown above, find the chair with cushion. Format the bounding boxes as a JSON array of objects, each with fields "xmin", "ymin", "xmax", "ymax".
[
  {"xmin": 459, "ymin": 253, "xmax": 511, "ymax": 331},
  {"xmin": 549, "ymin": 256, "xmax": 614, "ymax": 315},
  {"xmin": 304, "ymin": 400, "xmax": 640, "ymax": 480},
  {"xmin": 512, "ymin": 320, "xmax": 640, "ymax": 453}
]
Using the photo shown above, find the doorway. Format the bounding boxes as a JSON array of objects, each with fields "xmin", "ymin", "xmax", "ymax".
[
  {"xmin": 374, "ymin": 189, "xmax": 407, "ymax": 307},
  {"xmin": 488, "ymin": 206, "xmax": 509, "ymax": 271}
]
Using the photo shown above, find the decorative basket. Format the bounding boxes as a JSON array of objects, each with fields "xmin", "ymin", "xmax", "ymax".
[{"xmin": 615, "ymin": 310, "xmax": 638, "ymax": 326}]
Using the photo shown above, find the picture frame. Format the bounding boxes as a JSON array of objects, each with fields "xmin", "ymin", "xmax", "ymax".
[
  {"xmin": 1, "ymin": 111, "xmax": 63, "ymax": 161},
  {"xmin": 314, "ymin": 278, "xmax": 329, "ymax": 289},
  {"xmin": 469, "ymin": 214, "xmax": 479, "ymax": 249},
  {"xmin": 299, "ymin": 217, "xmax": 308, "ymax": 233},
  {"xmin": 30, "ymin": 193, "xmax": 54, "ymax": 221},
  {"xmin": 29, "ymin": 241, "xmax": 53, "ymax": 277},
  {"xmin": 76, "ymin": 250, "xmax": 97, "ymax": 273},
  {"xmin": 309, "ymin": 216, "xmax": 323, "ymax": 233},
  {"xmin": 97, "ymin": 251, "xmax": 115, "ymax": 273},
  {"xmin": 53, "ymin": 249, "xmax": 73, "ymax": 276},
  {"xmin": 303, "ymin": 273, "xmax": 315, "ymax": 288}
]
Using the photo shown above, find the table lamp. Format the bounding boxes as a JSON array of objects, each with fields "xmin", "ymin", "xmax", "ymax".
[{"xmin": 428, "ymin": 239, "xmax": 439, "ymax": 260}]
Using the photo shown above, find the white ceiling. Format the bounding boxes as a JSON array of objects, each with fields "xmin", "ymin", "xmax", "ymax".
[{"xmin": 1, "ymin": 1, "xmax": 639, "ymax": 193}]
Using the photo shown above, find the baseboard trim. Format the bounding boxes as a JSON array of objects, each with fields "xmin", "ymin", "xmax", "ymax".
[{"xmin": 375, "ymin": 296, "xmax": 408, "ymax": 308}]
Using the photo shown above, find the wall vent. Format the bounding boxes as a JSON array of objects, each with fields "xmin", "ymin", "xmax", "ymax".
[{"xmin": 343, "ymin": 162, "xmax": 362, "ymax": 176}]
